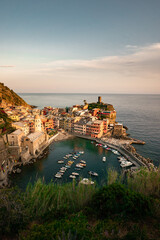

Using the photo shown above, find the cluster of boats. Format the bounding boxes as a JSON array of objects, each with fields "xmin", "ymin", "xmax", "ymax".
[
  {"xmin": 117, "ymin": 156, "xmax": 133, "ymax": 168},
  {"xmin": 93, "ymin": 141, "xmax": 134, "ymax": 169},
  {"xmin": 55, "ymin": 151, "xmax": 84, "ymax": 178},
  {"xmin": 55, "ymin": 150, "xmax": 98, "ymax": 182}
]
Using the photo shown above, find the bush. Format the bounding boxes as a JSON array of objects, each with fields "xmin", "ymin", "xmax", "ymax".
[
  {"xmin": 0, "ymin": 187, "xmax": 28, "ymax": 236},
  {"xmin": 87, "ymin": 183, "xmax": 152, "ymax": 219},
  {"xmin": 19, "ymin": 213, "xmax": 91, "ymax": 240}
]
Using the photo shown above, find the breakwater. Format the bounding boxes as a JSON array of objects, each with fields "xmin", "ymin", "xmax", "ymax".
[{"xmin": 73, "ymin": 134, "xmax": 153, "ymax": 170}]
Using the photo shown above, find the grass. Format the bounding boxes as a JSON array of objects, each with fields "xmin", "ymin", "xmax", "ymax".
[
  {"xmin": 0, "ymin": 168, "xmax": 160, "ymax": 239},
  {"xmin": 24, "ymin": 179, "xmax": 96, "ymax": 220},
  {"xmin": 127, "ymin": 167, "xmax": 160, "ymax": 198}
]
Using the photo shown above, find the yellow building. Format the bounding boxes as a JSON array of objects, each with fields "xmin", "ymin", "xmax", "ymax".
[
  {"xmin": 10, "ymin": 115, "xmax": 20, "ymax": 121},
  {"xmin": 12, "ymin": 122, "xmax": 29, "ymax": 136}
]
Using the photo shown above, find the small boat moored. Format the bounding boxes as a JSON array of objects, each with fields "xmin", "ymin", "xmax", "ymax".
[
  {"xmin": 88, "ymin": 171, "xmax": 98, "ymax": 177},
  {"xmin": 79, "ymin": 178, "xmax": 94, "ymax": 185},
  {"xmin": 69, "ymin": 175, "xmax": 76, "ymax": 179}
]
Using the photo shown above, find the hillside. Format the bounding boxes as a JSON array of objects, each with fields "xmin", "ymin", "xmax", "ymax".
[
  {"xmin": 0, "ymin": 109, "xmax": 15, "ymax": 135},
  {"xmin": 0, "ymin": 82, "xmax": 30, "ymax": 108}
]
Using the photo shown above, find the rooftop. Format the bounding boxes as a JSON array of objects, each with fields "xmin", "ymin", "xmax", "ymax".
[
  {"xmin": 12, "ymin": 122, "xmax": 27, "ymax": 128},
  {"xmin": 10, "ymin": 129, "xmax": 23, "ymax": 135},
  {"xmin": 27, "ymin": 132, "xmax": 44, "ymax": 142}
]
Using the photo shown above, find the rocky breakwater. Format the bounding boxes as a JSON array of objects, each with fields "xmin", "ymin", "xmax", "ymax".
[{"xmin": 123, "ymin": 144, "xmax": 155, "ymax": 171}]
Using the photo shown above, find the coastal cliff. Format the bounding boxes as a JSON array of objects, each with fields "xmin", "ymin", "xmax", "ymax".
[{"xmin": 0, "ymin": 82, "xmax": 30, "ymax": 108}]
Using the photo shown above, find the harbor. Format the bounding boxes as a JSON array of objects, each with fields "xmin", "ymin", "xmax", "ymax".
[{"xmin": 9, "ymin": 137, "xmax": 139, "ymax": 189}]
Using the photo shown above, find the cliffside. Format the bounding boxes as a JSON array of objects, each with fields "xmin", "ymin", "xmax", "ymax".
[{"xmin": 0, "ymin": 82, "xmax": 30, "ymax": 108}]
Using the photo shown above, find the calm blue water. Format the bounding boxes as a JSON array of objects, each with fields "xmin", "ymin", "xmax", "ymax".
[{"xmin": 12, "ymin": 93, "xmax": 160, "ymax": 189}]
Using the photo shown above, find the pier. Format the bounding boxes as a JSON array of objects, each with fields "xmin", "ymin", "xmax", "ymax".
[{"xmin": 73, "ymin": 134, "xmax": 147, "ymax": 168}]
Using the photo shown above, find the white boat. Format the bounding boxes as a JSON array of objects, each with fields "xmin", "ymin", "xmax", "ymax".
[
  {"xmin": 72, "ymin": 172, "xmax": 79, "ymax": 176},
  {"xmin": 112, "ymin": 150, "xmax": 120, "ymax": 155},
  {"xmin": 55, "ymin": 174, "xmax": 62, "ymax": 178},
  {"xmin": 80, "ymin": 160, "xmax": 86, "ymax": 164},
  {"xmin": 120, "ymin": 162, "xmax": 133, "ymax": 168},
  {"xmin": 76, "ymin": 164, "xmax": 83, "ymax": 168},
  {"xmin": 69, "ymin": 175, "xmax": 76, "ymax": 179},
  {"xmin": 79, "ymin": 151, "xmax": 84, "ymax": 154},
  {"xmin": 79, "ymin": 178, "xmax": 94, "ymax": 185},
  {"xmin": 88, "ymin": 171, "xmax": 98, "ymax": 177},
  {"xmin": 102, "ymin": 157, "xmax": 106, "ymax": 162},
  {"xmin": 60, "ymin": 167, "xmax": 67, "ymax": 170},
  {"xmin": 58, "ymin": 160, "xmax": 64, "ymax": 164}
]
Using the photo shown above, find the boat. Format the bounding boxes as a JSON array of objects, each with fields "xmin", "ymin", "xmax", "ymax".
[
  {"xmin": 102, "ymin": 156, "xmax": 106, "ymax": 162},
  {"xmin": 55, "ymin": 173, "xmax": 62, "ymax": 178},
  {"xmin": 112, "ymin": 150, "xmax": 120, "ymax": 155},
  {"xmin": 88, "ymin": 171, "xmax": 98, "ymax": 177},
  {"xmin": 76, "ymin": 164, "xmax": 83, "ymax": 168},
  {"xmin": 79, "ymin": 151, "xmax": 84, "ymax": 154},
  {"xmin": 65, "ymin": 165, "xmax": 71, "ymax": 168},
  {"xmin": 79, "ymin": 178, "xmax": 94, "ymax": 185},
  {"xmin": 119, "ymin": 158, "xmax": 127, "ymax": 162},
  {"xmin": 120, "ymin": 161, "xmax": 133, "ymax": 168},
  {"xmin": 60, "ymin": 167, "xmax": 67, "ymax": 170},
  {"xmin": 63, "ymin": 157, "xmax": 67, "ymax": 159},
  {"xmin": 80, "ymin": 163, "xmax": 86, "ymax": 167},
  {"xmin": 58, "ymin": 160, "xmax": 64, "ymax": 164},
  {"xmin": 72, "ymin": 172, "xmax": 79, "ymax": 176},
  {"xmin": 80, "ymin": 160, "xmax": 86, "ymax": 164},
  {"xmin": 69, "ymin": 175, "xmax": 76, "ymax": 179}
]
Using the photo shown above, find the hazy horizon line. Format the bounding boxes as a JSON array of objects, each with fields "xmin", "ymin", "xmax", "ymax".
[{"xmin": 18, "ymin": 92, "xmax": 160, "ymax": 95}]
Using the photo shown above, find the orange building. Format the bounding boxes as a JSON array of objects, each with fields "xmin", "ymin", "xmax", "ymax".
[
  {"xmin": 103, "ymin": 119, "xmax": 109, "ymax": 134},
  {"xmin": 92, "ymin": 108, "xmax": 100, "ymax": 116},
  {"xmin": 90, "ymin": 120, "xmax": 103, "ymax": 138},
  {"xmin": 45, "ymin": 119, "xmax": 54, "ymax": 130}
]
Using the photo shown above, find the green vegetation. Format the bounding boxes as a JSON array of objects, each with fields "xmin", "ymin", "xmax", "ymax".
[
  {"xmin": 0, "ymin": 168, "xmax": 160, "ymax": 239},
  {"xmin": 88, "ymin": 102, "xmax": 114, "ymax": 111},
  {"xmin": 0, "ymin": 82, "xmax": 30, "ymax": 107},
  {"xmin": 0, "ymin": 109, "xmax": 15, "ymax": 135}
]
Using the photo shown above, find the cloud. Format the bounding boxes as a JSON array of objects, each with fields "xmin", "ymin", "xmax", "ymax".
[
  {"xmin": 41, "ymin": 43, "xmax": 160, "ymax": 77},
  {"xmin": 0, "ymin": 65, "xmax": 15, "ymax": 68}
]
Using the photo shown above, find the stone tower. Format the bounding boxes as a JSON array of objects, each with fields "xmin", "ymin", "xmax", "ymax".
[
  {"xmin": 34, "ymin": 115, "xmax": 41, "ymax": 132},
  {"xmin": 98, "ymin": 96, "xmax": 102, "ymax": 104}
]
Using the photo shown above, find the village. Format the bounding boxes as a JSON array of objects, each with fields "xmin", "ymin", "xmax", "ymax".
[{"xmin": 0, "ymin": 95, "xmax": 155, "ymax": 187}]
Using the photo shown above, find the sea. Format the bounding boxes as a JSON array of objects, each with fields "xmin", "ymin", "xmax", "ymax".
[{"xmin": 10, "ymin": 94, "xmax": 160, "ymax": 189}]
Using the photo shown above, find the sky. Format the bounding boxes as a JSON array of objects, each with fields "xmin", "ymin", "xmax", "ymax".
[{"xmin": 0, "ymin": 0, "xmax": 160, "ymax": 93}]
